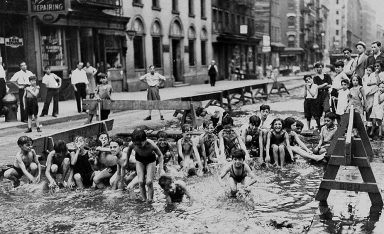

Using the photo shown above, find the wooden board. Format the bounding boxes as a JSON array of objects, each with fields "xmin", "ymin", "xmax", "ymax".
[
  {"xmin": 83, "ymin": 100, "xmax": 202, "ymax": 111},
  {"xmin": 319, "ymin": 180, "xmax": 380, "ymax": 193}
]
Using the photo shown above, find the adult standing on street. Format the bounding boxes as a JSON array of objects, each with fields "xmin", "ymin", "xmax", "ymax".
[
  {"xmin": 40, "ymin": 66, "xmax": 61, "ymax": 117},
  {"xmin": 353, "ymin": 41, "xmax": 368, "ymax": 79},
  {"xmin": 140, "ymin": 65, "xmax": 166, "ymax": 121},
  {"xmin": 85, "ymin": 62, "xmax": 97, "ymax": 98},
  {"xmin": 366, "ymin": 41, "xmax": 384, "ymax": 68},
  {"xmin": 71, "ymin": 62, "xmax": 88, "ymax": 113},
  {"xmin": 313, "ymin": 63, "xmax": 332, "ymax": 129},
  {"xmin": 208, "ymin": 60, "xmax": 218, "ymax": 86},
  {"xmin": 10, "ymin": 61, "xmax": 34, "ymax": 122},
  {"xmin": 343, "ymin": 48, "xmax": 354, "ymax": 78},
  {"xmin": 0, "ymin": 57, "xmax": 6, "ymax": 115}
]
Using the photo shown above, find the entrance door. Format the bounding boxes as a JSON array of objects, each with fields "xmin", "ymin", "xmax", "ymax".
[{"xmin": 172, "ymin": 39, "xmax": 182, "ymax": 81}]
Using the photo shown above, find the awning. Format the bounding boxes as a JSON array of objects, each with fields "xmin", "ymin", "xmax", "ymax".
[
  {"xmin": 45, "ymin": 9, "xmax": 129, "ymax": 32},
  {"xmin": 215, "ymin": 33, "xmax": 262, "ymax": 45},
  {"xmin": 281, "ymin": 47, "xmax": 304, "ymax": 55},
  {"xmin": 98, "ymin": 29, "xmax": 126, "ymax": 36},
  {"xmin": 271, "ymin": 42, "xmax": 286, "ymax": 48}
]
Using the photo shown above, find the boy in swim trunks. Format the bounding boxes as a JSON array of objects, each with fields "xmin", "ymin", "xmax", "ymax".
[
  {"xmin": 198, "ymin": 120, "xmax": 220, "ymax": 167},
  {"xmin": 45, "ymin": 140, "xmax": 71, "ymax": 188},
  {"xmin": 177, "ymin": 124, "xmax": 203, "ymax": 176},
  {"xmin": 219, "ymin": 149, "xmax": 257, "ymax": 197},
  {"xmin": 124, "ymin": 128, "xmax": 165, "ymax": 202},
  {"xmin": 158, "ymin": 175, "xmax": 193, "ymax": 204},
  {"xmin": 4, "ymin": 136, "xmax": 42, "ymax": 187},
  {"xmin": 156, "ymin": 131, "xmax": 173, "ymax": 172}
]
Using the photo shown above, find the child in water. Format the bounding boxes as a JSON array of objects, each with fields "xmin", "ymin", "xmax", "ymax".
[
  {"xmin": 240, "ymin": 115, "xmax": 263, "ymax": 162},
  {"xmin": 158, "ymin": 175, "xmax": 193, "ymax": 204},
  {"xmin": 219, "ymin": 149, "xmax": 257, "ymax": 197},
  {"xmin": 265, "ymin": 118, "xmax": 294, "ymax": 168},
  {"xmin": 198, "ymin": 120, "xmax": 220, "ymax": 166},
  {"xmin": 177, "ymin": 124, "xmax": 203, "ymax": 176},
  {"xmin": 313, "ymin": 112, "xmax": 338, "ymax": 155}
]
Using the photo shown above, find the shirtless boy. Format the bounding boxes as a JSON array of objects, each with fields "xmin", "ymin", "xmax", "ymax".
[
  {"xmin": 45, "ymin": 140, "xmax": 71, "ymax": 188},
  {"xmin": 124, "ymin": 128, "xmax": 164, "ymax": 202},
  {"xmin": 4, "ymin": 136, "xmax": 41, "ymax": 187},
  {"xmin": 177, "ymin": 124, "xmax": 203, "ymax": 176}
]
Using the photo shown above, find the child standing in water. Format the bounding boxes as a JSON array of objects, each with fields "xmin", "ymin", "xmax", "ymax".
[
  {"xmin": 265, "ymin": 118, "xmax": 294, "ymax": 167},
  {"xmin": 313, "ymin": 112, "xmax": 337, "ymax": 155},
  {"xmin": 125, "ymin": 128, "xmax": 164, "ymax": 202},
  {"xmin": 4, "ymin": 136, "xmax": 41, "ymax": 187},
  {"xmin": 348, "ymin": 75, "xmax": 365, "ymax": 118},
  {"xmin": 240, "ymin": 115, "xmax": 263, "ymax": 162},
  {"xmin": 220, "ymin": 149, "xmax": 257, "ymax": 197},
  {"xmin": 156, "ymin": 131, "xmax": 173, "ymax": 172},
  {"xmin": 24, "ymin": 76, "xmax": 41, "ymax": 133},
  {"xmin": 369, "ymin": 82, "xmax": 384, "ymax": 138},
  {"xmin": 158, "ymin": 175, "xmax": 193, "ymax": 204}
]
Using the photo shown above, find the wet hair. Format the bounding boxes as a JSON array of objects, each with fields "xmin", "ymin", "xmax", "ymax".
[
  {"xmin": 110, "ymin": 137, "xmax": 124, "ymax": 146},
  {"xmin": 303, "ymin": 75, "xmax": 312, "ymax": 81},
  {"xmin": 372, "ymin": 41, "xmax": 381, "ymax": 47},
  {"xmin": 314, "ymin": 62, "xmax": 323, "ymax": 68},
  {"xmin": 157, "ymin": 131, "xmax": 168, "ymax": 139},
  {"xmin": 270, "ymin": 118, "xmax": 284, "ymax": 128},
  {"xmin": 249, "ymin": 115, "xmax": 261, "ymax": 127},
  {"xmin": 324, "ymin": 112, "xmax": 337, "ymax": 120},
  {"xmin": 334, "ymin": 60, "xmax": 344, "ymax": 68},
  {"xmin": 202, "ymin": 120, "xmax": 214, "ymax": 129},
  {"xmin": 54, "ymin": 140, "xmax": 68, "ymax": 153},
  {"xmin": 231, "ymin": 149, "xmax": 245, "ymax": 160},
  {"xmin": 28, "ymin": 75, "xmax": 37, "ymax": 81},
  {"xmin": 158, "ymin": 175, "xmax": 173, "ymax": 189},
  {"xmin": 195, "ymin": 106, "xmax": 204, "ymax": 116},
  {"xmin": 284, "ymin": 117, "xmax": 296, "ymax": 130},
  {"xmin": 181, "ymin": 124, "xmax": 192, "ymax": 133},
  {"xmin": 132, "ymin": 128, "xmax": 147, "ymax": 142},
  {"xmin": 222, "ymin": 115, "xmax": 233, "ymax": 126},
  {"xmin": 295, "ymin": 120, "xmax": 304, "ymax": 129},
  {"xmin": 342, "ymin": 48, "xmax": 352, "ymax": 53},
  {"xmin": 260, "ymin": 104, "xmax": 271, "ymax": 111},
  {"xmin": 17, "ymin": 136, "xmax": 32, "ymax": 146},
  {"xmin": 341, "ymin": 79, "xmax": 350, "ymax": 86}
]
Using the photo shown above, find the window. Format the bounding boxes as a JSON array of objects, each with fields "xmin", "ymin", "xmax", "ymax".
[
  {"xmin": 200, "ymin": 0, "xmax": 206, "ymax": 19},
  {"xmin": 287, "ymin": 16, "xmax": 295, "ymax": 27},
  {"xmin": 336, "ymin": 19, "xmax": 339, "ymax": 25},
  {"xmin": 152, "ymin": 0, "xmax": 160, "ymax": 9},
  {"xmin": 133, "ymin": 18, "xmax": 145, "ymax": 69},
  {"xmin": 336, "ymin": 10, "xmax": 339, "ymax": 14},
  {"xmin": 41, "ymin": 26, "xmax": 64, "ymax": 68},
  {"xmin": 133, "ymin": 0, "xmax": 143, "ymax": 7},
  {"xmin": 189, "ymin": 0, "xmax": 194, "ymax": 16},
  {"xmin": 336, "ymin": 0, "xmax": 339, "ymax": 4},
  {"xmin": 201, "ymin": 28, "xmax": 208, "ymax": 65},
  {"xmin": 288, "ymin": 0, "xmax": 295, "ymax": 10},
  {"xmin": 172, "ymin": 0, "xmax": 178, "ymax": 13},
  {"xmin": 151, "ymin": 21, "xmax": 162, "ymax": 68},
  {"xmin": 336, "ymin": 30, "xmax": 339, "ymax": 35},
  {"xmin": 188, "ymin": 26, "xmax": 196, "ymax": 66},
  {"xmin": 288, "ymin": 35, "xmax": 295, "ymax": 47}
]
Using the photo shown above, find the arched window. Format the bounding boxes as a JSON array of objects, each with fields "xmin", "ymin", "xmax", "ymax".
[
  {"xmin": 188, "ymin": 26, "xmax": 196, "ymax": 66},
  {"xmin": 201, "ymin": 28, "xmax": 208, "ymax": 65},
  {"xmin": 151, "ymin": 20, "xmax": 162, "ymax": 68},
  {"xmin": 133, "ymin": 18, "xmax": 145, "ymax": 69},
  {"xmin": 171, "ymin": 20, "xmax": 183, "ymax": 37},
  {"xmin": 287, "ymin": 16, "xmax": 295, "ymax": 27}
]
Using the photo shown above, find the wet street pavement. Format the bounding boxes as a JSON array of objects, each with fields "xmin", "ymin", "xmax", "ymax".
[{"xmin": 1, "ymin": 86, "xmax": 384, "ymax": 233}]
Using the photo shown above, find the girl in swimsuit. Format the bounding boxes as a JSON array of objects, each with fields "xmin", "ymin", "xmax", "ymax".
[
  {"xmin": 220, "ymin": 149, "xmax": 257, "ymax": 197},
  {"xmin": 265, "ymin": 118, "xmax": 293, "ymax": 168},
  {"xmin": 125, "ymin": 128, "xmax": 164, "ymax": 202},
  {"xmin": 158, "ymin": 175, "xmax": 193, "ymax": 204}
]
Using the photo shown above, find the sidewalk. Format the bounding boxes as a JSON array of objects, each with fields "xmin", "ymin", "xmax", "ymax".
[{"xmin": 0, "ymin": 73, "xmax": 310, "ymax": 130}]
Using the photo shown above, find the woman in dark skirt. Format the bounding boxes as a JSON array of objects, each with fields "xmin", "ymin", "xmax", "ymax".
[{"xmin": 140, "ymin": 65, "xmax": 166, "ymax": 120}]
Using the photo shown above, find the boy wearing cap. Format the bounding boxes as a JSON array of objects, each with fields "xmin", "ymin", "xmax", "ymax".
[{"xmin": 354, "ymin": 41, "xmax": 368, "ymax": 78}]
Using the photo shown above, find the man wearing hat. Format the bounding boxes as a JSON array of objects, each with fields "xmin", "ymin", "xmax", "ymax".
[
  {"xmin": 366, "ymin": 41, "xmax": 384, "ymax": 68},
  {"xmin": 342, "ymin": 47, "xmax": 354, "ymax": 78},
  {"xmin": 353, "ymin": 41, "xmax": 368, "ymax": 78}
]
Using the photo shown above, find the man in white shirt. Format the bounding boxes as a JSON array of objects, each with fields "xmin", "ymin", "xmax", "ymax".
[
  {"xmin": 0, "ymin": 57, "xmax": 6, "ymax": 116},
  {"xmin": 71, "ymin": 62, "xmax": 88, "ymax": 113},
  {"xmin": 40, "ymin": 66, "xmax": 62, "ymax": 117},
  {"xmin": 343, "ymin": 48, "xmax": 354, "ymax": 78},
  {"xmin": 10, "ymin": 61, "xmax": 34, "ymax": 122}
]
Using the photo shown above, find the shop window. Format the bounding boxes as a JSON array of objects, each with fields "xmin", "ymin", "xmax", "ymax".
[
  {"xmin": 189, "ymin": 0, "xmax": 194, "ymax": 17},
  {"xmin": 41, "ymin": 26, "xmax": 64, "ymax": 68},
  {"xmin": 201, "ymin": 0, "xmax": 206, "ymax": 19}
]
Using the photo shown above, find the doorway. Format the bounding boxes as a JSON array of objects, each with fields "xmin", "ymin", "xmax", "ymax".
[{"xmin": 172, "ymin": 39, "xmax": 182, "ymax": 82}]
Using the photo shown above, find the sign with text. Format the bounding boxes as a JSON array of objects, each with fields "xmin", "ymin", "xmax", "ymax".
[
  {"xmin": 31, "ymin": 0, "xmax": 65, "ymax": 12},
  {"xmin": 5, "ymin": 37, "xmax": 24, "ymax": 48},
  {"xmin": 263, "ymin": 35, "xmax": 270, "ymax": 47}
]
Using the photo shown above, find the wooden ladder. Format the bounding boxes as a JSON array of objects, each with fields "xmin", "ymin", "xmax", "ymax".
[{"xmin": 315, "ymin": 105, "xmax": 383, "ymax": 207}]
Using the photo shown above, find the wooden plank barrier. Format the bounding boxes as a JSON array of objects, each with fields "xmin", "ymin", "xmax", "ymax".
[
  {"xmin": 83, "ymin": 100, "xmax": 202, "ymax": 128},
  {"xmin": 315, "ymin": 105, "xmax": 383, "ymax": 206},
  {"xmin": 32, "ymin": 119, "xmax": 114, "ymax": 160}
]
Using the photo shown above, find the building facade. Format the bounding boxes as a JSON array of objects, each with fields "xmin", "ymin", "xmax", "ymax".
[
  {"xmin": 0, "ymin": 0, "xmax": 129, "ymax": 99},
  {"xmin": 124, "ymin": 0, "xmax": 212, "ymax": 91},
  {"xmin": 361, "ymin": 0, "xmax": 376, "ymax": 46},
  {"xmin": 212, "ymin": 0, "xmax": 262, "ymax": 80}
]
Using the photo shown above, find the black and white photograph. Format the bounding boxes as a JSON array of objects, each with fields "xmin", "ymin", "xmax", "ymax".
[{"xmin": 1, "ymin": 0, "xmax": 384, "ymax": 233}]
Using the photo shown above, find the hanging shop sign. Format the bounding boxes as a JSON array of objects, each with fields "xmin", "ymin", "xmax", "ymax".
[
  {"xmin": 5, "ymin": 37, "xmax": 24, "ymax": 48},
  {"xmin": 30, "ymin": 0, "xmax": 67, "ymax": 23}
]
